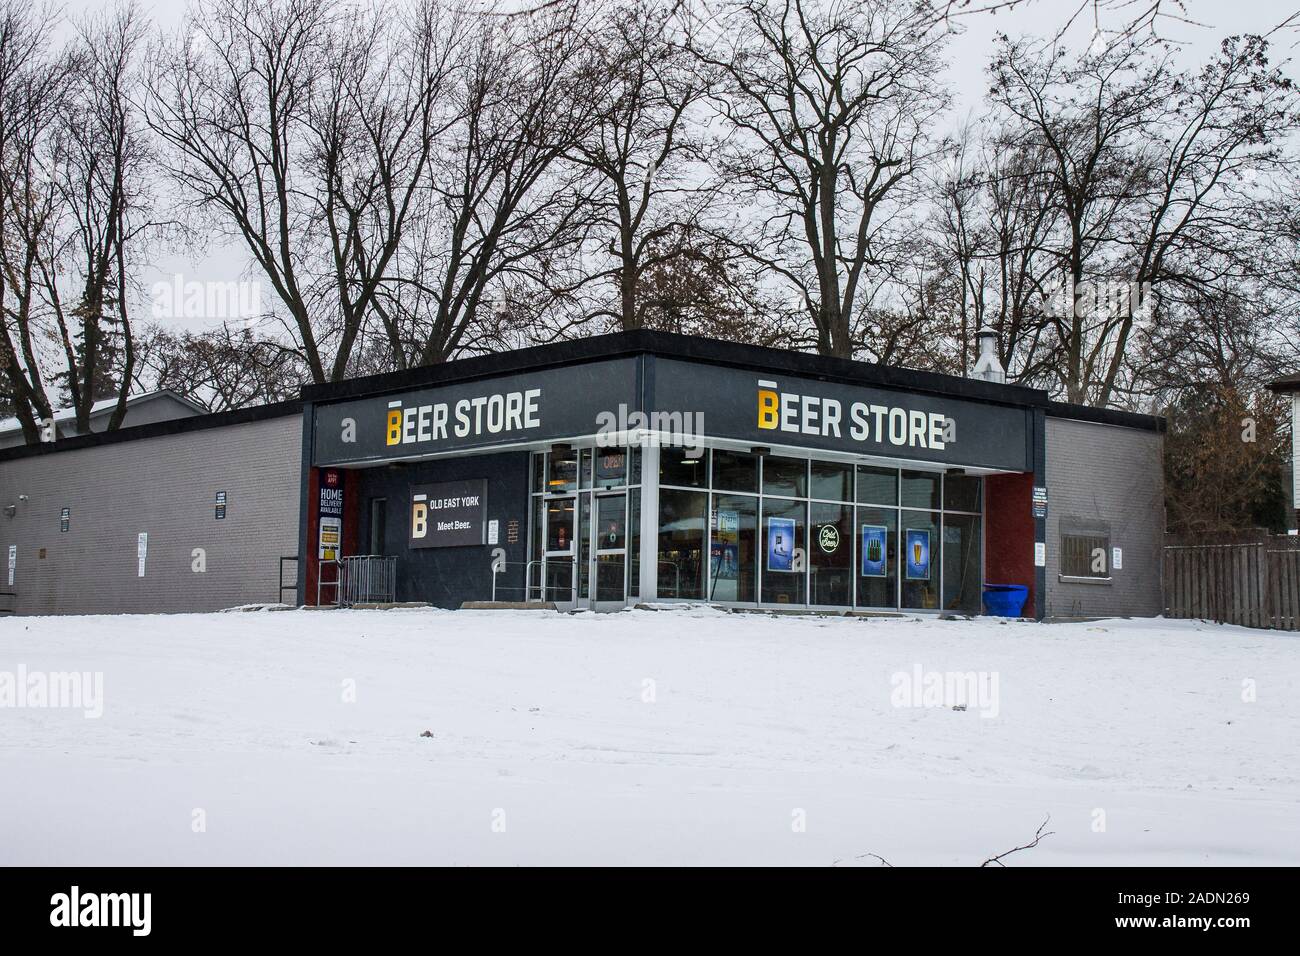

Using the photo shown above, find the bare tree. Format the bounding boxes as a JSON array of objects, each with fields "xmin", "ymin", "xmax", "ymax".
[
  {"xmin": 146, "ymin": 0, "xmax": 463, "ymax": 383},
  {"xmin": 567, "ymin": 0, "xmax": 718, "ymax": 332},
  {"xmin": 692, "ymin": 0, "xmax": 952, "ymax": 358},
  {"xmin": 132, "ymin": 321, "xmax": 305, "ymax": 411},
  {"xmin": 989, "ymin": 32, "xmax": 1299, "ymax": 405},
  {"xmin": 0, "ymin": 1, "xmax": 151, "ymax": 442},
  {"xmin": 0, "ymin": 1, "xmax": 67, "ymax": 442},
  {"xmin": 370, "ymin": 1, "xmax": 603, "ymax": 365}
]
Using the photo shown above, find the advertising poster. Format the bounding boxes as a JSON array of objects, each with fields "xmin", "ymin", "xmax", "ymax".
[
  {"xmin": 905, "ymin": 528, "xmax": 930, "ymax": 580},
  {"xmin": 711, "ymin": 510, "xmax": 739, "ymax": 580},
  {"xmin": 860, "ymin": 525, "xmax": 888, "ymax": 577},
  {"xmin": 318, "ymin": 517, "xmax": 342, "ymax": 560},
  {"xmin": 767, "ymin": 516, "xmax": 796, "ymax": 572}
]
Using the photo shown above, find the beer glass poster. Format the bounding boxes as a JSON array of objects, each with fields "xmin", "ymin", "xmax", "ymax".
[
  {"xmin": 905, "ymin": 528, "xmax": 930, "ymax": 580},
  {"xmin": 860, "ymin": 525, "xmax": 888, "ymax": 577},
  {"xmin": 767, "ymin": 517, "xmax": 795, "ymax": 572}
]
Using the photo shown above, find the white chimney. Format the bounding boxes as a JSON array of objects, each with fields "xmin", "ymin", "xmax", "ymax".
[{"xmin": 971, "ymin": 329, "xmax": 1005, "ymax": 384}]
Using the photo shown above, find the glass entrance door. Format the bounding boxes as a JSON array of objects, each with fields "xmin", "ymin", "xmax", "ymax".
[
  {"xmin": 542, "ymin": 495, "xmax": 577, "ymax": 607},
  {"xmin": 589, "ymin": 491, "xmax": 627, "ymax": 610}
]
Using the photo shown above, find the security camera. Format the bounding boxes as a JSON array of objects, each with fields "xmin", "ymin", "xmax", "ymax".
[{"xmin": 18, "ymin": 495, "xmax": 29, "ymax": 502}]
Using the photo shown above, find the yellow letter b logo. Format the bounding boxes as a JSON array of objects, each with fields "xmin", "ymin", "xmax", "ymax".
[
  {"xmin": 387, "ymin": 409, "xmax": 402, "ymax": 446},
  {"xmin": 757, "ymin": 389, "xmax": 778, "ymax": 430}
]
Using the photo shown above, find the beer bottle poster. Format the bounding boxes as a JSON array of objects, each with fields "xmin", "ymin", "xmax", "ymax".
[
  {"xmin": 860, "ymin": 525, "xmax": 888, "ymax": 577},
  {"xmin": 766, "ymin": 516, "xmax": 796, "ymax": 572},
  {"xmin": 905, "ymin": 528, "xmax": 930, "ymax": 580}
]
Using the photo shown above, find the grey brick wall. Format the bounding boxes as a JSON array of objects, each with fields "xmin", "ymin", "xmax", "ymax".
[
  {"xmin": 0, "ymin": 415, "xmax": 301, "ymax": 615},
  {"xmin": 1044, "ymin": 416, "xmax": 1164, "ymax": 619}
]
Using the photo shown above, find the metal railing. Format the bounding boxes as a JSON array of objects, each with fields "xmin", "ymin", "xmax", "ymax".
[
  {"xmin": 317, "ymin": 555, "xmax": 398, "ymax": 607},
  {"xmin": 490, "ymin": 558, "xmax": 579, "ymax": 604},
  {"xmin": 279, "ymin": 555, "xmax": 299, "ymax": 605}
]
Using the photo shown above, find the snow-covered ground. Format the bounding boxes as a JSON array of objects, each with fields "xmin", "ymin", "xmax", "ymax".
[{"xmin": 1, "ymin": 607, "xmax": 1297, "ymax": 866}]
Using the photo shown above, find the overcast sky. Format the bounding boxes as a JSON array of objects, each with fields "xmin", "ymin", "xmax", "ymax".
[{"xmin": 54, "ymin": 0, "xmax": 1300, "ymax": 332}]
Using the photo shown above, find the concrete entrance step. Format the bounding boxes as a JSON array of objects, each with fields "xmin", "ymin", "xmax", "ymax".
[{"xmin": 460, "ymin": 600, "xmax": 559, "ymax": 611}]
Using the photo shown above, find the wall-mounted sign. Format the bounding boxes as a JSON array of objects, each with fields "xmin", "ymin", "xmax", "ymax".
[
  {"xmin": 215, "ymin": 505, "xmax": 227, "ymax": 520},
  {"xmin": 767, "ymin": 516, "xmax": 796, "ymax": 572},
  {"xmin": 487, "ymin": 519, "xmax": 499, "ymax": 545},
  {"xmin": 1034, "ymin": 541, "xmax": 1046, "ymax": 567},
  {"xmin": 905, "ymin": 529, "xmax": 930, "ymax": 580},
  {"xmin": 312, "ymin": 358, "xmax": 638, "ymax": 466},
  {"xmin": 861, "ymin": 525, "xmax": 888, "ymax": 577},
  {"xmin": 506, "ymin": 519, "xmax": 520, "ymax": 544},
  {"xmin": 409, "ymin": 480, "xmax": 488, "ymax": 549},
  {"xmin": 7, "ymin": 544, "xmax": 15, "ymax": 586},
  {"xmin": 653, "ymin": 359, "xmax": 1033, "ymax": 472},
  {"xmin": 137, "ymin": 532, "xmax": 148, "ymax": 577},
  {"xmin": 1112, "ymin": 547, "xmax": 1123, "ymax": 570},
  {"xmin": 1032, "ymin": 486, "xmax": 1048, "ymax": 518},
  {"xmin": 60, "ymin": 507, "xmax": 70, "ymax": 533},
  {"xmin": 215, "ymin": 491, "xmax": 227, "ymax": 505}
]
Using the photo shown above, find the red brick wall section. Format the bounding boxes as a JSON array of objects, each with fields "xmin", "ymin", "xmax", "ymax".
[
  {"xmin": 984, "ymin": 472, "xmax": 1036, "ymax": 617},
  {"xmin": 304, "ymin": 467, "xmax": 359, "ymax": 606}
]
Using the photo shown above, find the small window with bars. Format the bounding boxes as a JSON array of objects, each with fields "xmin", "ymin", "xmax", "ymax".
[{"xmin": 1060, "ymin": 526, "xmax": 1110, "ymax": 579}]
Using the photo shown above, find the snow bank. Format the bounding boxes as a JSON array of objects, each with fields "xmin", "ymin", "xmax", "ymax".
[{"xmin": 1, "ymin": 608, "xmax": 1296, "ymax": 865}]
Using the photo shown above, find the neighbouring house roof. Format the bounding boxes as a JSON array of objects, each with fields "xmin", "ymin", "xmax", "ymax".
[
  {"xmin": 1269, "ymin": 372, "xmax": 1300, "ymax": 394},
  {"xmin": 0, "ymin": 389, "xmax": 209, "ymax": 437}
]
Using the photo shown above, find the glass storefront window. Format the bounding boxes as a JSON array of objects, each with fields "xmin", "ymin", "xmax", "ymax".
[
  {"xmin": 661, "ymin": 446, "xmax": 709, "ymax": 488},
  {"xmin": 709, "ymin": 494, "xmax": 757, "ymax": 603},
  {"xmin": 761, "ymin": 498, "xmax": 806, "ymax": 604},
  {"xmin": 942, "ymin": 513, "xmax": 982, "ymax": 613},
  {"xmin": 595, "ymin": 495, "xmax": 626, "ymax": 549},
  {"xmin": 547, "ymin": 497, "xmax": 576, "ymax": 553},
  {"xmin": 595, "ymin": 449, "xmax": 627, "ymax": 488},
  {"xmin": 855, "ymin": 506, "xmax": 898, "ymax": 609},
  {"xmin": 810, "ymin": 501, "xmax": 851, "ymax": 606},
  {"xmin": 531, "ymin": 453, "xmax": 546, "ymax": 495},
  {"xmin": 856, "ymin": 465, "xmax": 898, "ymax": 506},
  {"xmin": 658, "ymin": 488, "xmax": 707, "ymax": 599},
  {"xmin": 901, "ymin": 470, "xmax": 941, "ymax": 510},
  {"xmin": 811, "ymin": 460, "xmax": 853, "ymax": 502},
  {"xmin": 900, "ymin": 511, "xmax": 939, "ymax": 609},
  {"xmin": 943, "ymin": 473, "xmax": 982, "ymax": 512},
  {"xmin": 762, "ymin": 456, "xmax": 806, "ymax": 498},
  {"xmin": 578, "ymin": 494, "xmax": 591, "ymax": 598},
  {"xmin": 712, "ymin": 449, "xmax": 759, "ymax": 493},
  {"xmin": 579, "ymin": 448, "xmax": 592, "ymax": 489},
  {"xmin": 628, "ymin": 490, "xmax": 640, "ymax": 598},
  {"xmin": 548, "ymin": 450, "xmax": 578, "ymax": 493}
]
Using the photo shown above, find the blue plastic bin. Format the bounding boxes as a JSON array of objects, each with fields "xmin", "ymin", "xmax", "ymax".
[{"xmin": 983, "ymin": 584, "xmax": 1028, "ymax": 617}]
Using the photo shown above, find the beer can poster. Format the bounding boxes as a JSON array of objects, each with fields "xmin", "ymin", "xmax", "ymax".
[
  {"xmin": 905, "ymin": 528, "xmax": 930, "ymax": 580},
  {"xmin": 860, "ymin": 525, "xmax": 888, "ymax": 577},
  {"xmin": 767, "ymin": 516, "xmax": 796, "ymax": 572}
]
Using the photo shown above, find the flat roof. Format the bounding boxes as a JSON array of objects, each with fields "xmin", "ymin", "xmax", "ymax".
[
  {"xmin": 0, "ymin": 331, "xmax": 1165, "ymax": 463},
  {"xmin": 303, "ymin": 329, "xmax": 1164, "ymax": 431}
]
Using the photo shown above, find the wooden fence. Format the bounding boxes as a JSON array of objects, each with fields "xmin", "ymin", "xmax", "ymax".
[{"xmin": 1163, "ymin": 534, "xmax": 1300, "ymax": 630}]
